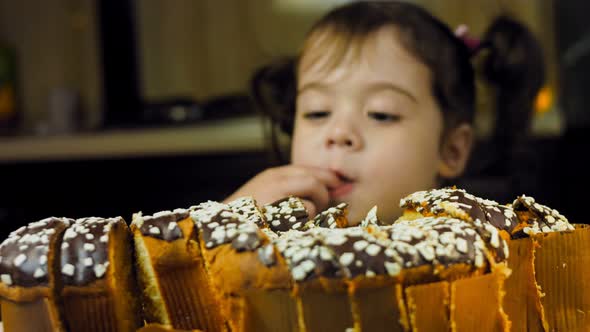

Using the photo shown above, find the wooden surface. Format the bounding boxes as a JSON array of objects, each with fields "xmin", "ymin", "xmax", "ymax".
[{"xmin": 0, "ymin": 116, "xmax": 265, "ymax": 162}]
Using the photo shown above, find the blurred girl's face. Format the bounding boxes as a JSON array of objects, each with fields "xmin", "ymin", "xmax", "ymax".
[{"xmin": 291, "ymin": 27, "xmax": 444, "ymax": 224}]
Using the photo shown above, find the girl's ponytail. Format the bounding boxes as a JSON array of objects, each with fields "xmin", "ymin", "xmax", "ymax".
[
  {"xmin": 479, "ymin": 16, "xmax": 546, "ymax": 149},
  {"xmin": 466, "ymin": 16, "xmax": 546, "ymax": 200}
]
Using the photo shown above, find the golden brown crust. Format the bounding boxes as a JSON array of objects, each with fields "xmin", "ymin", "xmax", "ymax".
[
  {"xmin": 198, "ymin": 230, "xmax": 292, "ymax": 331},
  {"xmin": 0, "ymin": 283, "xmax": 51, "ymax": 303},
  {"xmin": 1, "ymin": 298, "xmax": 65, "ymax": 332},
  {"xmin": 131, "ymin": 217, "xmax": 198, "ymax": 268},
  {"xmin": 200, "ymin": 238, "xmax": 293, "ymax": 295}
]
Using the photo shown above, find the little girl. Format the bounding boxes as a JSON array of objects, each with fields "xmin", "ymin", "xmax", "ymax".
[{"xmin": 226, "ymin": 1, "xmax": 545, "ymax": 224}]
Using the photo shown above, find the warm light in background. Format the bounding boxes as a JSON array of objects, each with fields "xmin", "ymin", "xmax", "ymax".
[
  {"xmin": 0, "ymin": 85, "xmax": 15, "ymax": 119},
  {"xmin": 535, "ymin": 86, "xmax": 553, "ymax": 114}
]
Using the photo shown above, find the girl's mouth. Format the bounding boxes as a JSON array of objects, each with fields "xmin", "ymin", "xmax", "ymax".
[{"xmin": 330, "ymin": 171, "xmax": 355, "ymax": 198}]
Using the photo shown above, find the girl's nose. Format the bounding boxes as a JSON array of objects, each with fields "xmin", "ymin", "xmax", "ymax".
[{"xmin": 325, "ymin": 120, "xmax": 363, "ymax": 151}]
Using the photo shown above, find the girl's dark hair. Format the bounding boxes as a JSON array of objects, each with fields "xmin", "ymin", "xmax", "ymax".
[
  {"xmin": 250, "ymin": 1, "xmax": 545, "ymax": 164},
  {"xmin": 250, "ymin": 57, "xmax": 297, "ymax": 162}
]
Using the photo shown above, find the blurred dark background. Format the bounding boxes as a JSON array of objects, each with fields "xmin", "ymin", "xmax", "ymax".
[{"xmin": 0, "ymin": 0, "xmax": 589, "ymax": 240}]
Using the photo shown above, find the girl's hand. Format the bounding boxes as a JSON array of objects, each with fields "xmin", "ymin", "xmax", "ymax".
[{"xmin": 224, "ymin": 165, "xmax": 343, "ymax": 218}]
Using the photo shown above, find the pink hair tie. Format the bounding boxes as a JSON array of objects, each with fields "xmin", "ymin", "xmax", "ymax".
[{"xmin": 454, "ymin": 24, "xmax": 481, "ymax": 53}]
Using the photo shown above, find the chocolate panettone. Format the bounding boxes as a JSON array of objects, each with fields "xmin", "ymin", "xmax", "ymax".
[
  {"xmin": 190, "ymin": 198, "xmax": 296, "ymax": 332},
  {"xmin": 0, "ymin": 217, "xmax": 71, "ymax": 332},
  {"xmin": 187, "ymin": 195, "xmax": 514, "ymax": 332},
  {"xmin": 0, "ymin": 187, "xmax": 586, "ymax": 332},
  {"xmin": 59, "ymin": 216, "xmax": 140, "ymax": 332},
  {"xmin": 399, "ymin": 187, "xmax": 585, "ymax": 331},
  {"xmin": 0, "ymin": 215, "xmax": 141, "ymax": 332},
  {"xmin": 131, "ymin": 208, "xmax": 224, "ymax": 331}
]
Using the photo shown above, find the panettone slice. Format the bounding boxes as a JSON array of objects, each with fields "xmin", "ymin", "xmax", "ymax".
[
  {"xmin": 131, "ymin": 209, "xmax": 224, "ymax": 331},
  {"xmin": 191, "ymin": 201, "xmax": 297, "ymax": 332},
  {"xmin": 59, "ymin": 217, "xmax": 141, "ymax": 332},
  {"xmin": 0, "ymin": 217, "xmax": 71, "ymax": 332}
]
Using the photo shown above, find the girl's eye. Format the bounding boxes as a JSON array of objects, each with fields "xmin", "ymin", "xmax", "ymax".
[
  {"xmin": 368, "ymin": 111, "xmax": 401, "ymax": 122},
  {"xmin": 303, "ymin": 111, "xmax": 330, "ymax": 119}
]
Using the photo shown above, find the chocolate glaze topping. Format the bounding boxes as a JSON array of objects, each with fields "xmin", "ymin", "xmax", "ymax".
[
  {"xmin": 264, "ymin": 197, "xmax": 309, "ymax": 233},
  {"xmin": 191, "ymin": 203, "xmax": 263, "ymax": 252},
  {"xmin": 275, "ymin": 216, "xmax": 490, "ymax": 282},
  {"xmin": 313, "ymin": 203, "xmax": 348, "ymax": 229},
  {"xmin": 138, "ymin": 209, "xmax": 188, "ymax": 241},
  {"xmin": 60, "ymin": 217, "xmax": 124, "ymax": 286},
  {"xmin": 227, "ymin": 197, "xmax": 267, "ymax": 228},
  {"xmin": 400, "ymin": 188, "xmax": 511, "ymax": 261},
  {"xmin": 0, "ymin": 188, "xmax": 560, "ymax": 290},
  {"xmin": 513, "ymin": 195, "xmax": 574, "ymax": 235},
  {"xmin": 274, "ymin": 229, "xmax": 342, "ymax": 281},
  {"xmin": 0, "ymin": 217, "xmax": 71, "ymax": 287}
]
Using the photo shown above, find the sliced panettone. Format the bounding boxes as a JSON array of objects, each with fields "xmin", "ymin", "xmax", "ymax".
[
  {"xmin": 131, "ymin": 209, "xmax": 224, "ymax": 331},
  {"xmin": 59, "ymin": 216, "xmax": 141, "ymax": 332},
  {"xmin": 191, "ymin": 201, "xmax": 297, "ymax": 332},
  {"xmin": 400, "ymin": 188, "xmax": 513, "ymax": 265},
  {"xmin": 0, "ymin": 217, "xmax": 71, "ymax": 332},
  {"xmin": 273, "ymin": 214, "xmax": 505, "ymax": 332}
]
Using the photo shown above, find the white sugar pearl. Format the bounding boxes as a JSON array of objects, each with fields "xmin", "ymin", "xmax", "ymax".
[
  {"xmin": 34, "ymin": 268, "xmax": 46, "ymax": 278},
  {"xmin": 62, "ymin": 264, "xmax": 75, "ymax": 276},
  {"xmin": 84, "ymin": 257, "xmax": 93, "ymax": 267},
  {"xmin": 94, "ymin": 264, "xmax": 107, "ymax": 278},
  {"xmin": 13, "ymin": 254, "xmax": 26, "ymax": 267},
  {"xmin": 1, "ymin": 274, "xmax": 12, "ymax": 285},
  {"xmin": 339, "ymin": 252, "xmax": 354, "ymax": 266}
]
